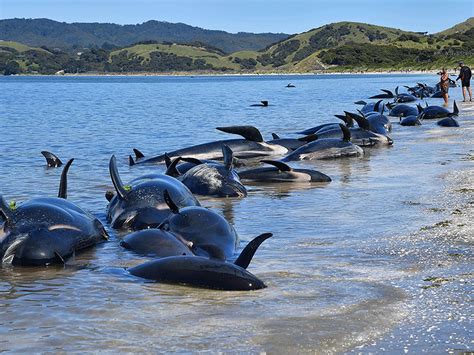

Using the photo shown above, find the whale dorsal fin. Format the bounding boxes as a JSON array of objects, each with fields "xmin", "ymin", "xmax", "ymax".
[
  {"xmin": 216, "ymin": 126, "xmax": 264, "ymax": 142},
  {"xmin": 58, "ymin": 159, "xmax": 74, "ymax": 199},
  {"xmin": 222, "ymin": 144, "xmax": 233, "ymax": 170},
  {"xmin": 0, "ymin": 195, "xmax": 14, "ymax": 224},
  {"xmin": 260, "ymin": 160, "xmax": 291, "ymax": 172},
  {"xmin": 340, "ymin": 124, "xmax": 351, "ymax": 142},
  {"xmin": 163, "ymin": 189, "xmax": 180, "ymax": 214},
  {"xmin": 452, "ymin": 100, "xmax": 459, "ymax": 116},
  {"xmin": 381, "ymin": 89, "xmax": 393, "ymax": 97},
  {"xmin": 109, "ymin": 155, "xmax": 127, "ymax": 200},
  {"xmin": 297, "ymin": 134, "xmax": 318, "ymax": 143},
  {"xmin": 41, "ymin": 151, "xmax": 63, "ymax": 167},
  {"xmin": 335, "ymin": 113, "xmax": 353, "ymax": 127},
  {"xmin": 165, "ymin": 157, "xmax": 182, "ymax": 177},
  {"xmin": 234, "ymin": 233, "xmax": 273, "ymax": 269},
  {"xmin": 198, "ymin": 244, "xmax": 226, "ymax": 261},
  {"xmin": 133, "ymin": 148, "xmax": 145, "ymax": 160},
  {"xmin": 374, "ymin": 100, "xmax": 382, "ymax": 112},
  {"xmin": 395, "ymin": 86, "xmax": 399, "ymax": 96},
  {"xmin": 344, "ymin": 111, "xmax": 370, "ymax": 131},
  {"xmin": 261, "ymin": 100, "xmax": 268, "ymax": 106},
  {"xmin": 271, "ymin": 133, "xmax": 280, "ymax": 139}
]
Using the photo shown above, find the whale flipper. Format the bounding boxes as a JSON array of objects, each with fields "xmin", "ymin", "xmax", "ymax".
[
  {"xmin": 109, "ymin": 155, "xmax": 127, "ymax": 200},
  {"xmin": 452, "ymin": 100, "xmax": 459, "ymax": 116},
  {"xmin": 234, "ymin": 233, "xmax": 273, "ymax": 269},
  {"xmin": 216, "ymin": 126, "xmax": 264, "ymax": 142},
  {"xmin": 180, "ymin": 157, "xmax": 204, "ymax": 165},
  {"xmin": 335, "ymin": 114, "xmax": 353, "ymax": 127},
  {"xmin": 354, "ymin": 100, "xmax": 367, "ymax": 105},
  {"xmin": 58, "ymin": 159, "xmax": 74, "ymax": 199},
  {"xmin": 381, "ymin": 89, "xmax": 394, "ymax": 97},
  {"xmin": 344, "ymin": 111, "xmax": 370, "ymax": 131},
  {"xmin": 260, "ymin": 160, "xmax": 292, "ymax": 172},
  {"xmin": 374, "ymin": 100, "xmax": 383, "ymax": 112},
  {"xmin": 163, "ymin": 189, "xmax": 180, "ymax": 214},
  {"xmin": 41, "ymin": 151, "xmax": 63, "ymax": 167}
]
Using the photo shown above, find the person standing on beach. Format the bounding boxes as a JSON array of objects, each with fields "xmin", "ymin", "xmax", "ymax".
[
  {"xmin": 439, "ymin": 67, "xmax": 450, "ymax": 106},
  {"xmin": 456, "ymin": 61, "xmax": 472, "ymax": 102}
]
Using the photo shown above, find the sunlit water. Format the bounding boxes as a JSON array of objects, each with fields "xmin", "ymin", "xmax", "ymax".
[{"xmin": 0, "ymin": 74, "xmax": 472, "ymax": 353}]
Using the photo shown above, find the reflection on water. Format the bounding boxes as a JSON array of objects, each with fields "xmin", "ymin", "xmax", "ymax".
[{"xmin": 0, "ymin": 75, "xmax": 472, "ymax": 352}]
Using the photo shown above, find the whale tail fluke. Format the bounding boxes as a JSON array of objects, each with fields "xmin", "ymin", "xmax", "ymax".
[
  {"xmin": 165, "ymin": 157, "xmax": 182, "ymax": 177},
  {"xmin": 41, "ymin": 151, "xmax": 63, "ymax": 168},
  {"xmin": 234, "ymin": 233, "xmax": 273, "ymax": 269}
]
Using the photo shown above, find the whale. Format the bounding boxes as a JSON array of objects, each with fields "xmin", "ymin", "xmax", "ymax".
[
  {"xmin": 128, "ymin": 232, "xmax": 273, "ymax": 291},
  {"xmin": 437, "ymin": 117, "xmax": 460, "ymax": 127},
  {"xmin": 420, "ymin": 101, "xmax": 459, "ymax": 120},
  {"xmin": 281, "ymin": 124, "xmax": 364, "ymax": 161},
  {"xmin": 250, "ymin": 100, "xmax": 269, "ymax": 107},
  {"xmin": 238, "ymin": 160, "xmax": 331, "ymax": 183},
  {"xmin": 166, "ymin": 145, "xmax": 247, "ymax": 198},
  {"xmin": 0, "ymin": 159, "xmax": 108, "ymax": 266},
  {"xmin": 120, "ymin": 229, "xmax": 194, "ymax": 257},
  {"xmin": 106, "ymin": 156, "xmax": 200, "ymax": 230},
  {"xmin": 159, "ymin": 190, "xmax": 239, "ymax": 259},
  {"xmin": 400, "ymin": 115, "xmax": 422, "ymax": 126},
  {"xmin": 129, "ymin": 126, "xmax": 288, "ymax": 165},
  {"xmin": 387, "ymin": 103, "xmax": 420, "ymax": 118}
]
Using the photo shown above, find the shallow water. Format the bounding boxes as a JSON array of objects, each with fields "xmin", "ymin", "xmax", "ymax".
[{"xmin": 0, "ymin": 74, "xmax": 472, "ymax": 352}]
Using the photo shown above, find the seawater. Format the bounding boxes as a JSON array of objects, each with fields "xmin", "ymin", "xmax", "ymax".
[{"xmin": 0, "ymin": 74, "xmax": 472, "ymax": 353}]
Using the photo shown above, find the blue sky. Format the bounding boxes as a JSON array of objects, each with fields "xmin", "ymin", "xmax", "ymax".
[{"xmin": 0, "ymin": 0, "xmax": 472, "ymax": 34}]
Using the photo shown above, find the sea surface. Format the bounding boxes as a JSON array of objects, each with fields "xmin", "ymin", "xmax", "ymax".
[{"xmin": 0, "ymin": 74, "xmax": 472, "ymax": 353}]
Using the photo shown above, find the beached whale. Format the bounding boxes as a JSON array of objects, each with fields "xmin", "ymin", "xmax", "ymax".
[
  {"xmin": 106, "ymin": 156, "xmax": 200, "ymax": 230},
  {"xmin": 129, "ymin": 126, "xmax": 288, "ymax": 165},
  {"xmin": 0, "ymin": 159, "xmax": 108, "ymax": 266},
  {"xmin": 128, "ymin": 232, "xmax": 273, "ymax": 290},
  {"xmin": 420, "ymin": 101, "xmax": 459, "ymax": 120},
  {"xmin": 268, "ymin": 133, "xmax": 318, "ymax": 151},
  {"xmin": 281, "ymin": 124, "xmax": 364, "ymax": 161},
  {"xmin": 166, "ymin": 145, "xmax": 247, "ymax": 198},
  {"xmin": 437, "ymin": 117, "xmax": 460, "ymax": 127},
  {"xmin": 120, "ymin": 229, "xmax": 194, "ymax": 257},
  {"xmin": 238, "ymin": 160, "xmax": 331, "ymax": 183},
  {"xmin": 387, "ymin": 103, "xmax": 419, "ymax": 118},
  {"xmin": 159, "ymin": 190, "xmax": 239, "ymax": 259},
  {"xmin": 400, "ymin": 115, "xmax": 422, "ymax": 126}
]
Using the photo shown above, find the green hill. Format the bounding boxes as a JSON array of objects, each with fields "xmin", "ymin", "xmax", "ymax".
[{"xmin": 1, "ymin": 18, "xmax": 473, "ymax": 75}]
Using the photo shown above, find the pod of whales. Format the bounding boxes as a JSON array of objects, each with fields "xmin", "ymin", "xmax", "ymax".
[
  {"xmin": 129, "ymin": 125, "xmax": 288, "ymax": 165},
  {"xmin": 0, "ymin": 159, "xmax": 108, "ymax": 266},
  {"xmin": 106, "ymin": 156, "xmax": 200, "ymax": 230}
]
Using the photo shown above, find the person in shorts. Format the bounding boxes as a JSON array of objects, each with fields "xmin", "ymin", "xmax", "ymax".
[{"xmin": 456, "ymin": 61, "xmax": 472, "ymax": 102}]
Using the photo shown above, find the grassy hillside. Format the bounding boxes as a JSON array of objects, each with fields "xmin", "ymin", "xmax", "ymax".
[
  {"xmin": 436, "ymin": 17, "xmax": 474, "ymax": 36},
  {"xmin": 0, "ymin": 18, "xmax": 289, "ymax": 53},
  {"xmin": 1, "ymin": 19, "xmax": 473, "ymax": 75}
]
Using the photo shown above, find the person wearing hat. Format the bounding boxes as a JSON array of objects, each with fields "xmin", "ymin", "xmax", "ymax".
[{"xmin": 456, "ymin": 61, "xmax": 472, "ymax": 102}]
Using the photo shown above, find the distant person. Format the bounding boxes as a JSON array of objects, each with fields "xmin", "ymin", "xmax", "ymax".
[
  {"xmin": 439, "ymin": 67, "xmax": 450, "ymax": 106},
  {"xmin": 456, "ymin": 61, "xmax": 472, "ymax": 102}
]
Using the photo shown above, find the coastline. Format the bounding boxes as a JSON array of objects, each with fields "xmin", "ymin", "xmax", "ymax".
[{"xmin": 9, "ymin": 69, "xmax": 442, "ymax": 77}]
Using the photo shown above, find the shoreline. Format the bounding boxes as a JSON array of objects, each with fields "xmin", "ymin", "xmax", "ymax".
[{"xmin": 8, "ymin": 69, "xmax": 442, "ymax": 78}]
